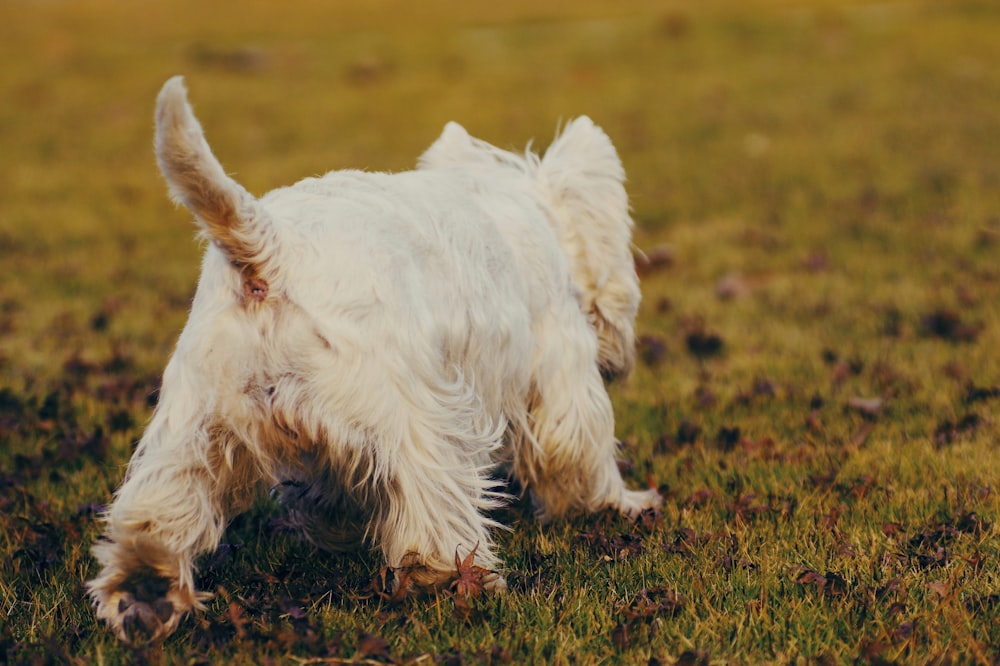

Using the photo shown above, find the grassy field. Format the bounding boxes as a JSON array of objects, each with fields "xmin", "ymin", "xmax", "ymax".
[{"xmin": 2, "ymin": 0, "xmax": 1000, "ymax": 663}]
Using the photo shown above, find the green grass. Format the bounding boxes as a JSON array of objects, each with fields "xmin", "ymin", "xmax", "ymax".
[{"xmin": 2, "ymin": 0, "xmax": 1000, "ymax": 663}]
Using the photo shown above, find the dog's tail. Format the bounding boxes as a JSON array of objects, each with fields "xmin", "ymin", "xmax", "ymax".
[
  {"xmin": 155, "ymin": 76, "xmax": 274, "ymax": 275},
  {"xmin": 538, "ymin": 118, "xmax": 640, "ymax": 380}
]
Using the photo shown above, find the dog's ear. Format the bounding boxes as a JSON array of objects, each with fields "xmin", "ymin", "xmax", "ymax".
[
  {"xmin": 155, "ymin": 76, "xmax": 272, "ymax": 273},
  {"xmin": 539, "ymin": 117, "xmax": 639, "ymax": 380},
  {"xmin": 417, "ymin": 122, "xmax": 478, "ymax": 169}
]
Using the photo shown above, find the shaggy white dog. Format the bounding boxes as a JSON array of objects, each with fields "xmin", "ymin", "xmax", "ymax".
[{"xmin": 87, "ymin": 76, "xmax": 660, "ymax": 644}]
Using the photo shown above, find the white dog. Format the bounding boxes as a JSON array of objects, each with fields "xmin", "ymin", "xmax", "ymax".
[{"xmin": 87, "ymin": 76, "xmax": 660, "ymax": 644}]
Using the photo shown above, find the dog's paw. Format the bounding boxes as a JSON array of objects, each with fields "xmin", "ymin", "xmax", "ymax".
[
  {"xmin": 616, "ymin": 487, "xmax": 663, "ymax": 519},
  {"xmin": 90, "ymin": 567, "xmax": 201, "ymax": 645},
  {"xmin": 114, "ymin": 591, "xmax": 179, "ymax": 645}
]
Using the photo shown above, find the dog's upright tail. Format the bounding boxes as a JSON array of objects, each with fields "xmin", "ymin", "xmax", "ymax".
[
  {"xmin": 155, "ymin": 76, "xmax": 274, "ymax": 275},
  {"xmin": 538, "ymin": 117, "xmax": 640, "ymax": 380}
]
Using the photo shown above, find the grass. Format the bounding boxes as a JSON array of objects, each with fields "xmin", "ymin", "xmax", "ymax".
[{"xmin": 2, "ymin": 0, "xmax": 1000, "ymax": 663}]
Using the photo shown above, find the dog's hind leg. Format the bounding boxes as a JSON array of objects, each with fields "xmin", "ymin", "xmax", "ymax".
[
  {"xmin": 351, "ymin": 372, "xmax": 507, "ymax": 592},
  {"xmin": 516, "ymin": 300, "xmax": 661, "ymax": 521},
  {"xmin": 87, "ymin": 376, "xmax": 261, "ymax": 644}
]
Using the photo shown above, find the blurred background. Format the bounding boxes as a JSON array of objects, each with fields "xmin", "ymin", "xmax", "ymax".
[{"xmin": 1, "ymin": 0, "xmax": 999, "ymax": 387}]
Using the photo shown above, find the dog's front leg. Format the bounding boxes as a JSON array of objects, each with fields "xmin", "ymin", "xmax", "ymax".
[{"xmin": 87, "ymin": 389, "xmax": 256, "ymax": 644}]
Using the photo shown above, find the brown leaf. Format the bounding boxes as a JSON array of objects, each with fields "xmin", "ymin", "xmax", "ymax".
[
  {"xmin": 821, "ymin": 504, "xmax": 845, "ymax": 531},
  {"xmin": 682, "ymin": 488, "xmax": 714, "ymax": 508},
  {"xmin": 685, "ymin": 328, "xmax": 724, "ymax": 359},
  {"xmin": 933, "ymin": 413, "xmax": 981, "ymax": 448},
  {"xmin": 729, "ymin": 493, "xmax": 772, "ymax": 521},
  {"xmin": 886, "ymin": 601, "xmax": 907, "ymax": 617},
  {"xmin": 578, "ymin": 518, "xmax": 646, "ymax": 560},
  {"xmin": 638, "ymin": 334, "xmax": 669, "ymax": 367},
  {"xmin": 860, "ymin": 640, "xmax": 892, "ymax": 663},
  {"xmin": 824, "ymin": 571, "xmax": 848, "ymax": 597},
  {"xmin": 965, "ymin": 593, "xmax": 1000, "ymax": 613},
  {"xmin": 611, "ymin": 622, "xmax": 630, "ymax": 651},
  {"xmin": 875, "ymin": 578, "xmax": 904, "ymax": 600},
  {"xmin": 633, "ymin": 507, "xmax": 663, "ymax": 534},
  {"xmin": 891, "ymin": 619, "xmax": 916, "ymax": 643},
  {"xmin": 356, "ymin": 632, "xmax": 392, "ymax": 660},
  {"xmin": 838, "ymin": 475, "xmax": 877, "ymax": 501},
  {"xmin": 662, "ymin": 528, "xmax": 702, "ymax": 555},
  {"xmin": 954, "ymin": 510, "xmax": 991, "ymax": 534},
  {"xmin": 795, "ymin": 569, "xmax": 827, "ymax": 588},
  {"xmin": 926, "ymin": 580, "xmax": 951, "ymax": 600},
  {"xmin": 451, "ymin": 542, "xmax": 489, "ymax": 599},
  {"xmin": 718, "ymin": 553, "xmax": 757, "ymax": 574},
  {"xmin": 914, "ymin": 548, "xmax": 949, "ymax": 569},
  {"xmin": 714, "ymin": 426, "xmax": 741, "ymax": 451},
  {"xmin": 635, "ymin": 244, "xmax": 675, "ymax": 276},
  {"xmin": 921, "ymin": 309, "xmax": 982, "ymax": 343},
  {"xmin": 373, "ymin": 565, "xmax": 413, "ymax": 603},
  {"xmin": 676, "ymin": 420, "xmax": 701, "ymax": 445},
  {"xmin": 620, "ymin": 587, "xmax": 686, "ymax": 623},
  {"xmin": 807, "ymin": 469, "xmax": 839, "ymax": 490},
  {"xmin": 226, "ymin": 601, "xmax": 249, "ymax": 640},
  {"xmin": 963, "ymin": 384, "xmax": 1000, "ymax": 404},
  {"xmin": 675, "ymin": 649, "xmax": 710, "ymax": 666},
  {"xmin": 881, "ymin": 522, "xmax": 905, "ymax": 537}
]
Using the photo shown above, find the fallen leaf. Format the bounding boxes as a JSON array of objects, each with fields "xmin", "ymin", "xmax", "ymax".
[
  {"xmin": 921, "ymin": 309, "xmax": 982, "ymax": 343},
  {"xmin": 891, "ymin": 619, "xmax": 916, "ymax": 643},
  {"xmin": 933, "ymin": 413, "xmax": 981, "ymax": 448},
  {"xmin": 611, "ymin": 622, "xmax": 630, "ymax": 650},
  {"xmin": 451, "ymin": 543, "xmax": 490, "ymax": 599},
  {"xmin": 619, "ymin": 587, "xmax": 686, "ymax": 624},
  {"xmin": 632, "ymin": 507, "xmax": 663, "ymax": 534},
  {"xmin": 926, "ymin": 580, "xmax": 951, "ymax": 600},
  {"xmin": 682, "ymin": 488, "xmax": 714, "ymax": 508},
  {"xmin": 676, "ymin": 420, "xmax": 701, "ymax": 445},
  {"xmin": 226, "ymin": 601, "xmax": 249, "ymax": 640},
  {"xmin": 685, "ymin": 329, "xmax": 724, "ymax": 360},
  {"xmin": 824, "ymin": 571, "xmax": 848, "ymax": 597},
  {"xmin": 874, "ymin": 578, "xmax": 903, "ymax": 600},
  {"xmin": 714, "ymin": 426, "xmax": 740, "ymax": 451},
  {"xmin": 795, "ymin": 569, "xmax": 827, "ymax": 588},
  {"xmin": 963, "ymin": 384, "xmax": 1000, "ymax": 404},
  {"xmin": 635, "ymin": 245, "xmax": 675, "ymax": 276},
  {"xmin": 356, "ymin": 632, "xmax": 392, "ymax": 661},
  {"xmin": 675, "ymin": 649, "xmax": 710, "ymax": 666},
  {"xmin": 638, "ymin": 334, "xmax": 669, "ymax": 367},
  {"xmin": 820, "ymin": 504, "xmax": 845, "ymax": 530},
  {"xmin": 881, "ymin": 522, "xmax": 905, "ymax": 537}
]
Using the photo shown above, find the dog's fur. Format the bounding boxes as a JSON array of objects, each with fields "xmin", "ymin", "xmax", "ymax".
[{"xmin": 87, "ymin": 76, "xmax": 660, "ymax": 644}]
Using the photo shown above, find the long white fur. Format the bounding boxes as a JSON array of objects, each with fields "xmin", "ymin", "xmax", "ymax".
[{"xmin": 87, "ymin": 76, "xmax": 659, "ymax": 644}]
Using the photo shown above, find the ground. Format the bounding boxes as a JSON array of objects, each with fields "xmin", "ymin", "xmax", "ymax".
[{"xmin": 1, "ymin": 0, "xmax": 999, "ymax": 663}]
